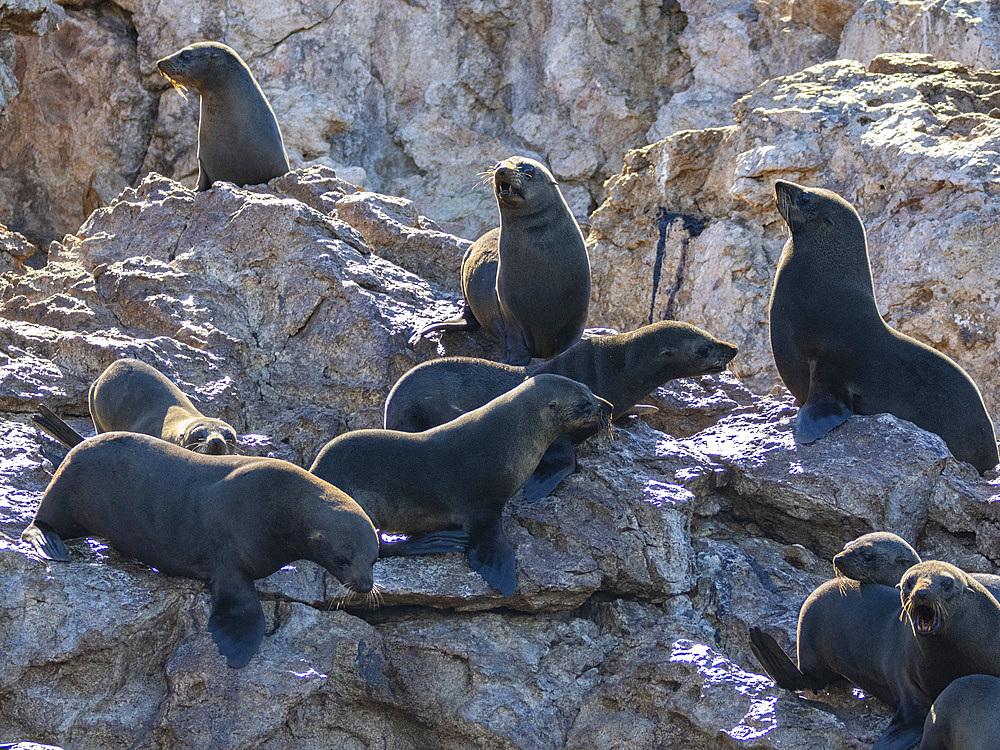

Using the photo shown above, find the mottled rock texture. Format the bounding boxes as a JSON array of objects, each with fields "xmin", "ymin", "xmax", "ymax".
[
  {"xmin": 1, "ymin": 166, "xmax": 998, "ymax": 749},
  {"xmin": 4, "ymin": 0, "xmax": 998, "ymax": 246}
]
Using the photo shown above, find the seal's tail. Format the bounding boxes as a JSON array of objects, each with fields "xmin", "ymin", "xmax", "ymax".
[
  {"xmin": 32, "ymin": 405, "xmax": 87, "ymax": 449},
  {"xmin": 415, "ymin": 304, "xmax": 481, "ymax": 340}
]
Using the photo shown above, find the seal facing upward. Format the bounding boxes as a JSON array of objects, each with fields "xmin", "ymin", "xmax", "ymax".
[
  {"xmin": 769, "ymin": 180, "xmax": 998, "ymax": 475},
  {"xmin": 418, "ymin": 157, "xmax": 591, "ymax": 365},
  {"xmin": 157, "ymin": 41, "xmax": 289, "ymax": 190},
  {"xmin": 21, "ymin": 433, "xmax": 378, "ymax": 668}
]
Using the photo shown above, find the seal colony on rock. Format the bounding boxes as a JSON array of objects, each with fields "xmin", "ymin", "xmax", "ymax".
[
  {"xmin": 21, "ymin": 432, "xmax": 378, "ymax": 668},
  {"xmin": 417, "ymin": 157, "xmax": 591, "ymax": 365},
  {"xmin": 768, "ymin": 180, "xmax": 998, "ymax": 475},
  {"xmin": 157, "ymin": 41, "xmax": 289, "ymax": 191},
  {"xmin": 920, "ymin": 674, "xmax": 1000, "ymax": 750},
  {"xmin": 310, "ymin": 374, "xmax": 612, "ymax": 596},
  {"xmin": 386, "ymin": 321, "xmax": 738, "ymax": 499},
  {"xmin": 833, "ymin": 531, "xmax": 1000, "ymax": 599},
  {"xmin": 33, "ymin": 359, "xmax": 239, "ymax": 455},
  {"xmin": 750, "ymin": 560, "xmax": 1000, "ymax": 750}
]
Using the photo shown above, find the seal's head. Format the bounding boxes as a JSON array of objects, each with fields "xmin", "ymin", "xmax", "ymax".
[
  {"xmin": 833, "ymin": 532, "xmax": 920, "ymax": 587},
  {"xmin": 156, "ymin": 41, "xmax": 252, "ymax": 95},
  {"xmin": 308, "ymin": 492, "xmax": 379, "ymax": 596},
  {"xmin": 774, "ymin": 180, "xmax": 864, "ymax": 240},
  {"xmin": 899, "ymin": 561, "xmax": 971, "ymax": 637},
  {"xmin": 181, "ymin": 418, "xmax": 239, "ymax": 456},
  {"xmin": 489, "ymin": 157, "xmax": 559, "ymax": 211},
  {"xmin": 632, "ymin": 321, "xmax": 738, "ymax": 377},
  {"xmin": 529, "ymin": 374, "xmax": 613, "ymax": 436}
]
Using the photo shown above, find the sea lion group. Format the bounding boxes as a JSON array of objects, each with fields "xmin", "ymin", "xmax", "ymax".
[{"xmin": 14, "ymin": 41, "xmax": 1000, "ymax": 741}]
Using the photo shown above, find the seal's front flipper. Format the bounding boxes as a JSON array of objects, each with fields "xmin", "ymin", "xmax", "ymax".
[
  {"xmin": 208, "ymin": 573, "xmax": 265, "ymax": 669},
  {"xmin": 380, "ymin": 530, "xmax": 470, "ymax": 557},
  {"xmin": 524, "ymin": 435, "xmax": 576, "ymax": 502},
  {"xmin": 795, "ymin": 371, "xmax": 852, "ymax": 444},
  {"xmin": 871, "ymin": 709, "xmax": 925, "ymax": 750},
  {"xmin": 32, "ymin": 405, "xmax": 86, "ymax": 450},
  {"xmin": 21, "ymin": 523, "xmax": 70, "ymax": 562},
  {"xmin": 467, "ymin": 516, "xmax": 516, "ymax": 596},
  {"xmin": 748, "ymin": 627, "xmax": 828, "ymax": 692}
]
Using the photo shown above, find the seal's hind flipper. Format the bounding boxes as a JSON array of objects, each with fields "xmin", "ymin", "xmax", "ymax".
[
  {"xmin": 380, "ymin": 530, "xmax": 470, "ymax": 557},
  {"xmin": 795, "ymin": 380, "xmax": 852, "ymax": 444},
  {"xmin": 21, "ymin": 523, "xmax": 70, "ymax": 562},
  {"xmin": 207, "ymin": 573, "xmax": 265, "ymax": 669},
  {"xmin": 467, "ymin": 516, "xmax": 516, "ymax": 596},
  {"xmin": 871, "ymin": 709, "xmax": 925, "ymax": 750},
  {"xmin": 416, "ymin": 304, "xmax": 481, "ymax": 340},
  {"xmin": 748, "ymin": 626, "xmax": 825, "ymax": 692},
  {"xmin": 524, "ymin": 435, "xmax": 576, "ymax": 502},
  {"xmin": 32, "ymin": 405, "xmax": 87, "ymax": 450}
]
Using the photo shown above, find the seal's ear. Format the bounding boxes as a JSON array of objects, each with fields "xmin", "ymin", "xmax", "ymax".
[
  {"xmin": 548, "ymin": 400, "xmax": 559, "ymax": 411},
  {"xmin": 307, "ymin": 530, "xmax": 326, "ymax": 552},
  {"xmin": 895, "ymin": 582, "xmax": 902, "ymax": 590}
]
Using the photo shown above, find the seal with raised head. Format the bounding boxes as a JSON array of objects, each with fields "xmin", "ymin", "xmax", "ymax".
[
  {"xmin": 157, "ymin": 41, "xmax": 289, "ymax": 190},
  {"xmin": 833, "ymin": 531, "xmax": 1000, "ymax": 599},
  {"xmin": 387, "ymin": 321, "xmax": 737, "ymax": 499},
  {"xmin": 21, "ymin": 432, "xmax": 378, "ymax": 668},
  {"xmin": 310, "ymin": 374, "xmax": 611, "ymax": 596},
  {"xmin": 769, "ymin": 180, "xmax": 998, "ymax": 475},
  {"xmin": 920, "ymin": 673, "xmax": 1000, "ymax": 750},
  {"xmin": 417, "ymin": 157, "xmax": 591, "ymax": 365}
]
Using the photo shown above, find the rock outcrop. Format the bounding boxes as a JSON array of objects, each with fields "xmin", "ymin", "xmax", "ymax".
[{"xmin": 1, "ymin": 165, "xmax": 998, "ymax": 749}]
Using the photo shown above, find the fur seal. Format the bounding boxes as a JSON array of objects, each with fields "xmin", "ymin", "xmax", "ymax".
[
  {"xmin": 920, "ymin": 674, "xmax": 1000, "ymax": 750},
  {"xmin": 310, "ymin": 374, "xmax": 611, "ymax": 596},
  {"xmin": 769, "ymin": 181, "xmax": 998, "ymax": 475},
  {"xmin": 21, "ymin": 432, "xmax": 378, "ymax": 668},
  {"xmin": 157, "ymin": 41, "xmax": 289, "ymax": 190},
  {"xmin": 833, "ymin": 531, "xmax": 1000, "ymax": 599},
  {"xmin": 417, "ymin": 157, "xmax": 591, "ymax": 365},
  {"xmin": 33, "ymin": 359, "xmax": 238, "ymax": 455},
  {"xmin": 386, "ymin": 321, "xmax": 737, "ymax": 499}
]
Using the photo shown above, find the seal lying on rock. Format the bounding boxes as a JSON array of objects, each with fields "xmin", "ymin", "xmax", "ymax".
[
  {"xmin": 32, "ymin": 359, "xmax": 238, "ymax": 456},
  {"xmin": 157, "ymin": 41, "xmax": 289, "ymax": 190},
  {"xmin": 417, "ymin": 157, "xmax": 591, "ymax": 365},
  {"xmin": 769, "ymin": 180, "xmax": 998, "ymax": 475},
  {"xmin": 310, "ymin": 374, "xmax": 611, "ymax": 596},
  {"xmin": 386, "ymin": 321, "xmax": 737, "ymax": 499},
  {"xmin": 920, "ymin": 674, "xmax": 1000, "ymax": 750},
  {"xmin": 833, "ymin": 531, "xmax": 1000, "ymax": 599},
  {"xmin": 21, "ymin": 433, "xmax": 378, "ymax": 668}
]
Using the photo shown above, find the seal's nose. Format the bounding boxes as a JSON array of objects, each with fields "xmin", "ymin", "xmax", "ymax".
[{"xmin": 204, "ymin": 436, "xmax": 228, "ymax": 455}]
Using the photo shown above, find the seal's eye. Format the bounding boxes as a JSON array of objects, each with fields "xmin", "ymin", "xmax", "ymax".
[
  {"xmin": 942, "ymin": 577, "xmax": 953, "ymax": 591},
  {"xmin": 798, "ymin": 192, "xmax": 814, "ymax": 208},
  {"xmin": 696, "ymin": 345, "xmax": 710, "ymax": 358},
  {"xmin": 862, "ymin": 551, "xmax": 874, "ymax": 562},
  {"xmin": 522, "ymin": 165, "xmax": 536, "ymax": 177}
]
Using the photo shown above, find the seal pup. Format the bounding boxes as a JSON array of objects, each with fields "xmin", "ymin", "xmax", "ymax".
[
  {"xmin": 21, "ymin": 432, "xmax": 378, "ymax": 668},
  {"xmin": 386, "ymin": 321, "xmax": 737, "ymax": 499},
  {"xmin": 157, "ymin": 41, "xmax": 289, "ymax": 190},
  {"xmin": 310, "ymin": 374, "xmax": 612, "ymax": 596},
  {"xmin": 769, "ymin": 181, "xmax": 998, "ymax": 475},
  {"xmin": 417, "ymin": 157, "xmax": 591, "ymax": 365},
  {"xmin": 919, "ymin": 674, "xmax": 1000, "ymax": 750},
  {"xmin": 833, "ymin": 531, "xmax": 1000, "ymax": 599}
]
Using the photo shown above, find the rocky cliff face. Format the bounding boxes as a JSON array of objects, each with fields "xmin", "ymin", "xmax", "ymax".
[{"xmin": 2, "ymin": 1, "xmax": 1000, "ymax": 748}]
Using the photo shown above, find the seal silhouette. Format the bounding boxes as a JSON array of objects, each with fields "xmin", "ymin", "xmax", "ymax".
[
  {"xmin": 386, "ymin": 321, "xmax": 737, "ymax": 499},
  {"xmin": 833, "ymin": 531, "xmax": 1000, "ymax": 599},
  {"xmin": 33, "ymin": 359, "xmax": 238, "ymax": 455},
  {"xmin": 310, "ymin": 374, "xmax": 611, "ymax": 596},
  {"xmin": 920, "ymin": 674, "xmax": 1000, "ymax": 750},
  {"xmin": 417, "ymin": 157, "xmax": 591, "ymax": 365},
  {"xmin": 769, "ymin": 180, "xmax": 998, "ymax": 475},
  {"xmin": 21, "ymin": 432, "xmax": 378, "ymax": 668},
  {"xmin": 157, "ymin": 41, "xmax": 289, "ymax": 190}
]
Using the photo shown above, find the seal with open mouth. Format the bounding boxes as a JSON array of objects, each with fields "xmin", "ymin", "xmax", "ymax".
[{"xmin": 417, "ymin": 156, "xmax": 591, "ymax": 366}]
